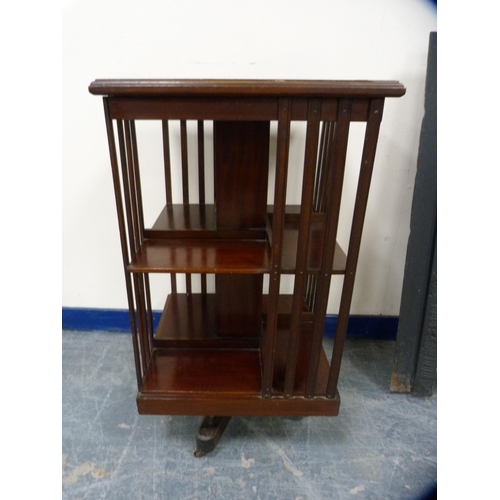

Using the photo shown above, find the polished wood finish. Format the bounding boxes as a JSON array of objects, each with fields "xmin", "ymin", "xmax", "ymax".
[
  {"xmin": 146, "ymin": 203, "xmax": 346, "ymax": 270},
  {"xmin": 284, "ymin": 98, "xmax": 322, "ymax": 397},
  {"xmin": 213, "ymin": 120, "xmax": 270, "ymax": 340},
  {"xmin": 92, "ymin": 79, "xmax": 405, "ymax": 434},
  {"xmin": 89, "ymin": 79, "xmax": 405, "ymax": 97},
  {"xmin": 103, "ymin": 96, "xmax": 384, "ymax": 122},
  {"xmin": 137, "ymin": 344, "xmax": 340, "ymax": 416},
  {"xmin": 146, "ymin": 204, "xmax": 266, "ymax": 240},
  {"xmin": 154, "ymin": 293, "xmax": 260, "ymax": 348},
  {"xmin": 141, "ymin": 348, "xmax": 262, "ymax": 395},
  {"xmin": 260, "ymin": 98, "xmax": 291, "ymax": 397},
  {"xmin": 214, "ymin": 121, "xmax": 270, "ymax": 229},
  {"xmin": 127, "ymin": 238, "xmax": 270, "ymax": 274},
  {"xmin": 215, "ymin": 274, "xmax": 263, "ymax": 337},
  {"xmin": 280, "ymin": 221, "xmax": 347, "ymax": 274},
  {"xmin": 136, "ymin": 390, "xmax": 340, "ymax": 417}
]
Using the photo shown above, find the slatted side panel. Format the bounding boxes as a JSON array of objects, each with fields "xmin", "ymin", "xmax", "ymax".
[
  {"xmin": 161, "ymin": 120, "xmax": 210, "ymax": 296},
  {"xmin": 261, "ymin": 99, "xmax": 291, "ymax": 397},
  {"xmin": 304, "ymin": 99, "xmax": 353, "ymax": 397},
  {"xmin": 105, "ymin": 112, "xmax": 215, "ymax": 388},
  {"xmin": 161, "ymin": 120, "xmax": 177, "ymax": 293},
  {"xmin": 264, "ymin": 97, "xmax": 356, "ymax": 398},
  {"xmin": 127, "ymin": 122, "xmax": 155, "ymax": 358},
  {"xmin": 179, "ymin": 121, "xmax": 192, "ymax": 295},
  {"xmin": 103, "ymin": 101, "xmax": 143, "ymax": 388},
  {"xmin": 103, "ymin": 101, "xmax": 153, "ymax": 388},
  {"xmin": 303, "ymin": 121, "xmax": 335, "ymax": 344},
  {"xmin": 326, "ymin": 98, "xmax": 385, "ymax": 397},
  {"xmin": 197, "ymin": 121, "xmax": 208, "ymax": 294},
  {"xmin": 283, "ymin": 99, "xmax": 322, "ymax": 398},
  {"xmin": 269, "ymin": 97, "xmax": 354, "ymax": 398},
  {"xmin": 282, "ymin": 97, "xmax": 385, "ymax": 399}
]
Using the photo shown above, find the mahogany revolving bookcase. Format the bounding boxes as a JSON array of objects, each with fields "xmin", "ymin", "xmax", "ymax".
[{"xmin": 89, "ymin": 79, "xmax": 405, "ymax": 456}]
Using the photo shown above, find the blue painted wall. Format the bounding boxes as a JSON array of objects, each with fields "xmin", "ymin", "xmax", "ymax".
[{"xmin": 62, "ymin": 308, "xmax": 397, "ymax": 340}]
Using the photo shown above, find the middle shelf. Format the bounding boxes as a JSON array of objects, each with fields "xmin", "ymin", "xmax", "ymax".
[
  {"xmin": 127, "ymin": 204, "xmax": 347, "ymax": 275},
  {"xmin": 138, "ymin": 291, "xmax": 336, "ymax": 407},
  {"xmin": 127, "ymin": 238, "xmax": 271, "ymax": 274}
]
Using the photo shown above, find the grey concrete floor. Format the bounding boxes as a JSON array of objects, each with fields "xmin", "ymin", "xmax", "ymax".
[{"xmin": 62, "ymin": 331, "xmax": 436, "ymax": 500}]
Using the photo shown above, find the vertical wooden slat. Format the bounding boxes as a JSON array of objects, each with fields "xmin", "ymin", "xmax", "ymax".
[
  {"xmin": 317, "ymin": 122, "xmax": 336, "ymax": 213},
  {"xmin": 326, "ymin": 98, "xmax": 385, "ymax": 397},
  {"xmin": 306, "ymin": 274, "xmax": 318, "ymax": 312},
  {"xmin": 305, "ymin": 98, "xmax": 353, "ymax": 398},
  {"xmin": 124, "ymin": 121, "xmax": 141, "ymax": 252},
  {"xmin": 197, "ymin": 120, "xmax": 206, "ymax": 205},
  {"xmin": 284, "ymin": 98, "xmax": 322, "ymax": 397},
  {"xmin": 261, "ymin": 98, "xmax": 291, "ymax": 397},
  {"xmin": 313, "ymin": 121, "xmax": 333, "ymax": 212},
  {"xmin": 170, "ymin": 273, "xmax": 178, "ymax": 294},
  {"xmin": 180, "ymin": 120, "xmax": 192, "ymax": 294},
  {"xmin": 123, "ymin": 120, "xmax": 151, "ymax": 370},
  {"xmin": 133, "ymin": 273, "xmax": 151, "ymax": 370},
  {"xmin": 143, "ymin": 275, "xmax": 153, "ymax": 364},
  {"xmin": 161, "ymin": 120, "xmax": 177, "ymax": 293},
  {"xmin": 130, "ymin": 122, "xmax": 145, "ymax": 245},
  {"xmin": 162, "ymin": 120, "xmax": 173, "ymax": 205},
  {"xmin": 305, "ymin": 274, "xmax": 313, "ymax": 310},
  {"xmin": 103, "ymin": 99, "xmax": 142, "ymax": 388},
  {"xmin": 198, "ymin": 120, "xmax": 207, "ymax": 294},
  {"xmin": 185, "ymin": 274, "xmax": 192, "ymax": 299},
  {"xmin": 117, "ymin": 121, "xmax": 137, "ymax": 256},
  {"xmin": 180, "ymin": 120, "xmax": 190, "ymax": 204},
  {"xmin": 313, "ymin": 122, "xmax": 327, "ymax": 211},
  {"xmin": 131, "ymin": 122, "xmax": 154, "ymax": 352},
  {"xmin": 144, "ymin": 273, "xmax": 154, "ymax": 347}
]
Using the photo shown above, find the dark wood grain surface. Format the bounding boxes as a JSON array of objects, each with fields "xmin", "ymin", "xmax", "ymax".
[{"xmin": 89, "ymin": 79, "xmax": 406, "ymax": 97}]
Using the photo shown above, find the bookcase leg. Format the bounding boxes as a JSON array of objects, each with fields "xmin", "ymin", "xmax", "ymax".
[{"xmin": 194, "ymin": 416, "xmax": 232, "ymax": 457}]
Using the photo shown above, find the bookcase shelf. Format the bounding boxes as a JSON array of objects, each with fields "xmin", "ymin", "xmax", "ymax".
[
  {"xmin": 127, "ymin": 238, "xmax": 271, "ymax": 274},
  {"xmin": 137, "ymin": 346, "xmax": 339, "ymax": 417},
  {"xmin": 134, "ymin": 203, "xmax": 347, "ymax": 274}
]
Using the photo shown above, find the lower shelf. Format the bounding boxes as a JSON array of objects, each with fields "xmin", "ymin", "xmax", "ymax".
[
  {"xmin": 154, "ymin": 294, "xmax": 260, "ymax": 349},
  {"xmin": 137, "ymin": 347, "xmax": 340, "ymax": 417},
  {"xmin": 139, "ymin": 290, "xmax": 340, "ymax": 417},
  {"xmin": 153, "ymin": 293, "xmax": 311, "ymax": 349}
]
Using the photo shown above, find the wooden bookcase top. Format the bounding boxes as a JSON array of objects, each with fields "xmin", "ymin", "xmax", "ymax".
[{"xmin": 89, "ymin": 79, "xmax": 406, "ymax": 98}]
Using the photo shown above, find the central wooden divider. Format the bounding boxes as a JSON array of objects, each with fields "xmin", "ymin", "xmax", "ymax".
[{"xmin": 213, "ymin": 120, "xmax": 270, "ymax": 339}]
